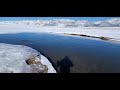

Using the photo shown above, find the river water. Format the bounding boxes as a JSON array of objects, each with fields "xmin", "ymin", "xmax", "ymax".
[{"xmin": 0, "ymin": 32, "xmax": 120, "ymax": 73}]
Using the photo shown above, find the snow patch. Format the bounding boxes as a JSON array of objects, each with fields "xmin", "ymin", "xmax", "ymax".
[{"xmin": 0, "ymin": 43, "xmax": 56, "ymax": 73}]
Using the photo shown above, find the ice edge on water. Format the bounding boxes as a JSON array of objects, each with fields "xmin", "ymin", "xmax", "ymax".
[{"xmin": 0, "ymin": 43, "xmax": 56, "ymax": 73}]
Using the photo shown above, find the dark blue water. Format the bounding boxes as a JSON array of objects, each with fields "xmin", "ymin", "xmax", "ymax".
[{"xmin": 0, "ymin": 32, "xmax": 120, "ymax": 73}]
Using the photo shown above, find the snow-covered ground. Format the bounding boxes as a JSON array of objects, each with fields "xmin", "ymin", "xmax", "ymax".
[
  {"xmin": 0, "ymin": 18, "xmax": 120, "ymax": 73},
  {"xmin": 0, "ymin": 24, "xmax": 120, "ymax": 42},
  {"xmin": 0, "ymin": 43, "xmax": 56, "ymax": 73}
]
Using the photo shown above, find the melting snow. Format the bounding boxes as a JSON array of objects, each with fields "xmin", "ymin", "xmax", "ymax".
[{"xmin": 0, "ymin": 43, "xmax": 56, "ymax": 73}]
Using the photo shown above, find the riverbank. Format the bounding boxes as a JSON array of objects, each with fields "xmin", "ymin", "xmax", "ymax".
[
  {"xmin": 0, "ymin": 24, "xmax": 120, "ymax": 43},
  {"xmin": 0, "ymin": 43, "xmax": 56, "ymax": 73},
  {"xmin": 59, "ymin": 33, "xmax": 113, "ymax": 41}
]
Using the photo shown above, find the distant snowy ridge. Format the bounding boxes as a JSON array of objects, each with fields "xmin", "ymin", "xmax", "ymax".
[{"xmin": 0, "ymin": 18, "xmax": 120, "ymax": 27}]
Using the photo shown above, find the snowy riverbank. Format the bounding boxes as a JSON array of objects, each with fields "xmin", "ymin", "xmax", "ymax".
[
  {"xmin": 0, "ymin": 24, "xmax": 120, "ymax": 42},
  {"xmin": 0, "ymin": 21, "xmax": 120, "ymax": 73},
  {"xmin": 0, "ymin": 43, "xmax": 56, "ymax": 73}
]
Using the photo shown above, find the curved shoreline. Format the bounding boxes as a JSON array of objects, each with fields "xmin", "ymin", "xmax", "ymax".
[
  {"xmin": 0, "ymin": 24, "xmax": 120, "ymax": 43},
  {"xmin": 46, "ymin": 32, "xmax": 120, "ymax": 43},
  {"xmin": 62, "ymin": 33, "xmax": 112, "ymax": 40},
  {"xmin": 40, "ymin": 54, "xmax": 57, "ymax": 73},
  {"xmin": 0, "ymin": 43, "xmax": 57, "ymax": 73}
]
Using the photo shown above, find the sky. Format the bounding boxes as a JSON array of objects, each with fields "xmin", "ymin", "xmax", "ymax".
[{"xmin": 0, "ymin": 17, "xmax": 119, "ymax": 22}]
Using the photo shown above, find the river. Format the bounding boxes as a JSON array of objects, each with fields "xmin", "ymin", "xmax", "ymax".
[{"xmin": 0, "ymin": 32, "xmax": 120, "ymax": 73}]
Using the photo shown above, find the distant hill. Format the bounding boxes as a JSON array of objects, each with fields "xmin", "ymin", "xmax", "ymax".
[{"xmin": 0, "ymin": 18, "xmax": 120, "ymax": 27}]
